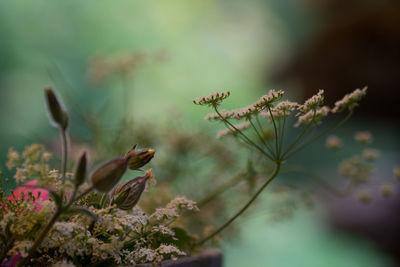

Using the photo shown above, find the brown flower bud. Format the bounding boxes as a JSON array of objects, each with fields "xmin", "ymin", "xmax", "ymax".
[
  {"xmin": 74, "ymin": 152, "xmax": 87, "ymax": 187},
  {"xmin": 110, "ymin": 169, "xmax": 154, "ymax": 210},
  {"xmin": 44, "ymin": 87, "xmax": 69, "ymax": 130},
  {"xmin": 90, "ymin": 157, "xmax": 128, "ymax": 193},
  {"xmin": 125, "ymin": 145, "xmax": 155, "ymax": 170}
]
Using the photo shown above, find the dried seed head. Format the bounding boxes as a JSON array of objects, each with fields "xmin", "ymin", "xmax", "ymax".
[
  {"xmin": 125, "ymin": 145, "xmax": 155, "ymax": 170},
  {"xmin": 44, "ymin": 87, "xmax": 69, "ymax": 130},
  {"xmin": 74, "ymin": 152, "xmax": 87, "ymax": 187},
  {"xmin": 110, "ymin": 169, "xmax": 154, "ymax": 210},
  {"xmin": 90, "ymin": 157, "xmax": 128, "ymax": 193}
]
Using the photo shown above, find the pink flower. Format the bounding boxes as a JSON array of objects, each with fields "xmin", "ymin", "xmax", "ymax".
[{"xmin": 8, "ymin": 180, "xmax": 49, "ymax": 211}]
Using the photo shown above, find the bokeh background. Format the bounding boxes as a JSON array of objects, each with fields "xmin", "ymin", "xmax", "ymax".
[{"xmin": 1, "ymin": 1, "xmax": 400, "ymax": 266}]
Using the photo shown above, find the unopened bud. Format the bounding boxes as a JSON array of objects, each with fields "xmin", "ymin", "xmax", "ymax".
[
  {"xmin": 74, "ymin": 152, "xmax": 87, "ymax": 187},
  {"xmin": 110, "ymin": 169, "xmax": 154, "ymax": 210},
  {"xmin": 125, "ymin": 145, "xmax": 155, "ymax": 170},
  {"xmin": 44, "ymin": 87, "xmax": 69, "ymax": 130},
  {"xmin": 90, "ymin": 157, "xmax": 128, "ymax": 193}
]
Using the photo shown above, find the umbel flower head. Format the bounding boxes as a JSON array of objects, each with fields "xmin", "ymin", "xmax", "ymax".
[
  {"xmin": 44, "ymin": 87, "xmax": 69, "ymax": 130},
  {"xmin": 90, "ymin": 157, "xmax": 128, "ymax": 193},
  {"xmin": 110, "ymin": 169, "xmax": 155, "ymax": 210},
  {"xmin": 125, "ymin": 145, "xmax": 155, "ymax": 170}
]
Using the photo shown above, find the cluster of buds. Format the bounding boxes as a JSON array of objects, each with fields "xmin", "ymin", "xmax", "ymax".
[{"xmin": 90, "ymin": 145, "xmax": 155, "ymax": 194}]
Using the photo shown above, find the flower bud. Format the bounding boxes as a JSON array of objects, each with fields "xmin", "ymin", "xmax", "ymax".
[
  {"xmin": 125, "ymin": 145, "xmax": 155, "ymax": 170},
  {"xmin": 90, "ymin": 157, "xmax": 128, "ymax": 193},
  {"xmin": 110, "ymin": 169, "xmax": 154, "ymax": 210},
  {"xmin": 74, "ymin": 152, "xmax": 87, "ymax": 187},
  {"xmin": 44, "ymin": 87, "xmax": 69, "ymax": 130}
]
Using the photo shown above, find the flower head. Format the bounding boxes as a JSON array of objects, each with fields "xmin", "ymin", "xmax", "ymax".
[
  {"xmin": 110, "ymin": 169, "xmax": 154, "ymax": 210},
  {"xmin": 125, "ymin": 145, "xmax": 155, "ymax": 170},
  {"xmin": 332, "ymin": 87, "xmax": 367, "ymax": 113},
  {"xmin": 192, "ymin": 90, "xmax": 231, "ymax": 107},
  {"xmin": 325, "ymin": 135, "xmax": 343, "ymax": 150},
  {"xmin": 90, "ymin": 157, "xmax": 128, "ymax": 193}
]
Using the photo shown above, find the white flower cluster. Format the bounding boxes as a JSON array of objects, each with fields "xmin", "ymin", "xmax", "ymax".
[
  {"xmin": 295, "ymin": 106, "xmax": 330, "ymax": 127},
  {"xmin": 354, "ymin": 131, "xmax": 373, "ymax": 144},
  {"xmin": 6, "ymin": 144, "xmax": 52, "ymax": 184},
  {"xmin": 339, "ymin": 156, "xmax": 374, "ymax": 184},
  {"xmin": 325, "ymin": 135, "xmax": 343, "ymax": 149},
  {"xmin": 298, "ymin": 90, "xmax": 324, "ymax": 113},
  {"xmin": 362, "ymin": 148, "xmax": 380, "ymax": 161},
  {"xmin": 204, "ymin": 90, "xmax": 284, "ymax": 121},
  {"xmin": 192, "ymin": 90, "xmax": 231, "ymax": 107},
  {"xmin": 332, "ymin": 87, "xmax": 367, "ymax": 113},
  {"xmin": 216, "ymin": 121, "xmax": 251, "ymax": 139},
  {"xmin": 151, "ymin": 196, "xmax": 199, "ymax": 221},
  {"xmin": 266, "ymin": 100, "xmax": 299, "ymax": 120}
]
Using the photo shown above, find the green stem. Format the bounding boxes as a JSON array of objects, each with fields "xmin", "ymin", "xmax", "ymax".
[
  {"xmin": 17, "ymin": 185, "xmax": 88, "ymax": 267},
  {"xmin": 249, "ymin": 119, "xmax": 274, "ymax": 158},
  {"xmin": 17, "ymin": 208, "xmax": 63, "ymax": 267},
  {"xmin": 60, "ymin": 129, "xmax": 68, "ymax": 179},
  {"xmin": 283, "ymin": 111, "xmax": 353, "ymax": 160},
  {"xmin": 255, "ymin": 115, "xmax": 275, "ymax": 154},
  {"xmin": 267, "ymin": 106, "xmax": 279, "ymax": 158},
  {"xmin": 215, "ymin": 108, "xmax": 274, "ymax": 161},
  {"xmin": 196, "ymin": 162, "xmax": 281, "ymax": 246}
]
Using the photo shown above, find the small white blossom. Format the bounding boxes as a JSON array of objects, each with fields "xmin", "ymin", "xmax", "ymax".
[
  {"xmin": 325, "ymin": 135, "xmax": 342, "ymax": 149},
  {"xmin": 295, "ymin": 106, "xmax": 330, "ymax": 127},
  {"xmin": 362, "ymin": 148, "xmax": 380, "ymax": 161},
  {"xmin": 193, "ymin": 90, "xmax": 231, "ymax": 107},
  {"xmin": 298, "ymin": 89, "xmax": 324, "ymax": 113},
  {"xmin": 216, "ymin": 121, "xmax": 251, "ymax": 139},
  {"xmin": 354, "ymin": 131, "xmax": 372, "ymax": 144},
  {"xmin": 332, "ymin": 87, "xmax": 367, "ymax": 113},
  {"xmin": 252, "ymin": 90, "xmax": 284, "ymax": 109}
]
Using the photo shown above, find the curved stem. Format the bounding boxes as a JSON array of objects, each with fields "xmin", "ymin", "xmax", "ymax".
[
  {"xmin": 197, "ymin": 171, "xmax": 247, "ymax": 208},
  {"xmin": 196, "ymin": 162, "xmax": 281, "ymax": 246}
]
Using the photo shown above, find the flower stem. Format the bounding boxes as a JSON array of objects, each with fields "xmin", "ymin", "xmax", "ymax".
[
  {"xmin": 196, "ymin": 162, "xmax": 281, "ymax": 246},
  {"xmin": 283, "ymin": 111, "xmax": 353, "ymax": 160},
  {"xmin": 16, "ymin": 208, "xmax": 63, "ymax": 267},
  {"xmin": 60, "ymin": 129, "xmax": 68, "ymax": 179}
]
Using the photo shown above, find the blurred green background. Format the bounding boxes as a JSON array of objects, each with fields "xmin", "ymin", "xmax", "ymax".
[{"xmin": 1, "ymin": 1, "xmax": 399, "ymax": 266}]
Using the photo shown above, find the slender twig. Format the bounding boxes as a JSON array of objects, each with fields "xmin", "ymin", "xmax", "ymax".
[
  {"xmin": 283, "ymin": 111, "xmax": 353, "ymax": 160},
  {"xmin": 249, "ymin": 119, "xmax": 274, "ymax": 159},
  {"xmin": 255, "ymin": 115, "xmax": 275, "ymax": 154},
  {"xmin": 281, "ymin": 124, "xmax": 311, "ymax": 159},
  {"xmin": 214, "ymin": 108, "xmax": 274, "ymax": 161},
  {"xmin": 197, "ymin": 171, "xmax": 247, "ymax": 208},
  {"xmin": 267, "ymin": 106, "xmax": 279, "ymax": 158},
  {"xmin": 196, "ymin": 162, "xmax": 281, "ymax": 246}
]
